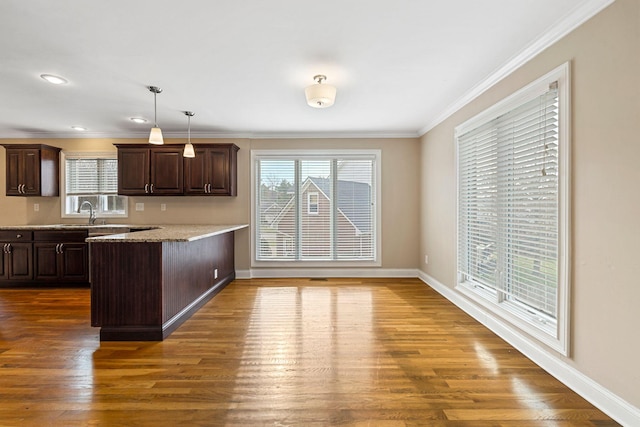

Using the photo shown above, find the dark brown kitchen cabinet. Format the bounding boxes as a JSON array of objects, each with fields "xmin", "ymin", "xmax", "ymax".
[
  {"xmin": 115, "ymin": 145, "xmax": 183, "ymax": 196},
  {"xmin": 33, "ymin": 231, "xmax": 89, "ymax": 282},
  {"xmin": 1, "ymin": 144, "xmax": 61, "ymax": 196},
  {"xmin": 184, "ymin": 144, "xmax": 239, "ymax": 196},
  {"xmin": 0, "ymin": 231, "xmax": 33, "ymax": 281}
]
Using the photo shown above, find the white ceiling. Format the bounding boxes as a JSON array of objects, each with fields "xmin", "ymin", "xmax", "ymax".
[{"xmin": 0, "ymin": 0, "xmax": 612, "ymax": 139}]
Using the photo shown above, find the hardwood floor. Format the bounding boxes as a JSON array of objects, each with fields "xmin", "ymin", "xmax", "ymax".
[{"xmin": 0, "ymin": 278, "xmax": 619, "ymax": 426}]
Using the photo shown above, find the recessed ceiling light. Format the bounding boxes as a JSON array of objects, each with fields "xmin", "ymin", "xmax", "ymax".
[
  {"xmin": 40, "ymin": 74, "xmax": 68, "ymax": 85},
  {"xmin": 130, "ymin": 117, "xmax": 148, "ymax": 124},
  {"xmin": 71, "ymin": 126, "xmax": 87, "ymax": 131}
]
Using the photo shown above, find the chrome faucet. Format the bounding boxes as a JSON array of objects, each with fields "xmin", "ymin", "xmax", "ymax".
[{"xmin": 78, "ymin": 200, "xmax": 97, "ymax": 225}]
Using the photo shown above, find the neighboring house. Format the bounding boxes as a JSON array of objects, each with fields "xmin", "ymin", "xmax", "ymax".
[{"xmin": 261, "ymin": 177, "xmax": 372, "ymax": 260}]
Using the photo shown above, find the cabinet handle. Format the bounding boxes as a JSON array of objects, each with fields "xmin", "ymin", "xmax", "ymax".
[
  {"xmin": 206, "ymin": 183, "xmax": 211, "ymax": 193},
  {"xmin": 3, "ymin": 244, "xmax": 7, "ymax": 253},
  {"xmin": 59, "ymin": 243, "xmax": 64, "ymax": 254},
  {"xmin": 6, "ymin": 244, "xmax": 11, "ymax": 254},
  {"xmin": 150, "ymin": 183, "xmax": 154, "ymax": 193},
  {"xmin": 16, "ymin": 234, "xmax": 22, "ymax": 239},
  {"xmin": 18, "ymin": 184, "xmax": 23, "ymax": 194},
  {"xmin": 144, "ymin": 184, "xmax": 149, "ymax": 193}
]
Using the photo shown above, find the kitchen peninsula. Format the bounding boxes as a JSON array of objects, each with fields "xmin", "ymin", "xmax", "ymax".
[{"xmin": 88, "ymin": 224, "xmax": 247, "ymax": 341}]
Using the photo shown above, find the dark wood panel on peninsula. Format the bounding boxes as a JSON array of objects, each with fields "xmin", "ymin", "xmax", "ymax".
[{"xmin": 90, "ymin": 231, "xmax": 236, "ymax": 341}]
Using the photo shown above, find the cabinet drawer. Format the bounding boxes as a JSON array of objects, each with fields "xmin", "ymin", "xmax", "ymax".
[
  {"xmin": 0, "ymin": 230, "xmax": 33, "ymax": 241},
  {"xmin": 33, "ymin": 230, "xmax": 88, "ymax": 242}
]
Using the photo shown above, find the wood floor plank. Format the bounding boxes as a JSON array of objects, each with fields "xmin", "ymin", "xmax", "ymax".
[{"xmin": 0, "ymin": 278, "xmax": 620, "ymax": 426}]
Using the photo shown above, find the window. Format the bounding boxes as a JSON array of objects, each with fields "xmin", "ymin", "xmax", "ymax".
[
  {"xmin": 252, "ymin": 150, "xmax": 381, "ymax": 265},
  {"xmin": 62, "ymin": 153, "xmax": 128, "ymax": 219},
  {"xmin": 456, "ymin": 63, "xmax": 570, "ymax": 354},
  {"xmin": 307, "ymin": 192, "xmax": 319, "ymax": 215}
]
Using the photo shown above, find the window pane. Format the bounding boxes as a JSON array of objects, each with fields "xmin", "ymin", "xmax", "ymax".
[
  {"xmin": 257, "ymin": 160, "xmax": 296, "ymax": 260},
  {"xmin": 336, "ymin": 160, "xmax": 374, "ymax": 259},
  {"xmin": 300, "ymin": 160, "xmax": 332, "ymax": 260}
]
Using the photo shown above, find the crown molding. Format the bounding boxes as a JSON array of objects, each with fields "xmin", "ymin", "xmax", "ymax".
[
  {"xmin": 418, "ymin": 0, "xmax": 615, "ymax": 136},
  {"xmin": 0, "ymin": 130, "xmax": 421, "ymax": 140}
]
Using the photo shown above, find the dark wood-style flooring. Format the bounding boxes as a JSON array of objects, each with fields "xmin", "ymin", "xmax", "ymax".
[{"xmin": 0, "ymin": 278, "xmax": 619, "ymax": 426}]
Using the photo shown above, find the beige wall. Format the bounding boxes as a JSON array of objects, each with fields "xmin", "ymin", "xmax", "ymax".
[
  {"xmin": 420, "ymin": 0, "xmax": 640, "ymax": 407},
  {"xmin": 0, "ymin": 137, "xmax": 420, "ymax": 272}
]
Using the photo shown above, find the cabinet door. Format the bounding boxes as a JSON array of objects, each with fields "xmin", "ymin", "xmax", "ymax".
[
  {"xmin": 118, "ymin": 148, "xmax": 150, "ymax": 195},
  {"xmin": 183, "ymin": 147, "xmax": 208, "ymax": 195},
  {"xmin": 7, "ymin": 243, "xmax": 33, "ymax": 280},
  {"xmin": 0, "ymin": 251, "xmax": 7, "ymax": 280},
  {"xmin": 21, "ymin": 149, "xmax": 41, "ymax": 195},
  {"xmin": 5, "ymin": 150, "xmax": 22, "ymax": 195},
  {"xmin": 150, "ymin": 148, "xmax": 183, "ymax": 195},
  {"xmin": 34, "ymin": 243, "xmax": 59, "ymax": 280},
  {"xmin": 59, "ymin": 243, "xmax": 88, "ymax": 281},
  {"xmin": 208, "ymin": 147, "xmax": 232, "ymax": 195}
]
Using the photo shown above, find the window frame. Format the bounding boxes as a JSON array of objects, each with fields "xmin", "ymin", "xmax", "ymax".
[
  {"xmin": 455, "ymin": 62, "xmax": 571, "ymax": 355},
  {"xmin": 60, "ymin": 151, "xmax": 129, "ymax": 220},
  {"xmin": 251, "ymin": 149, "xmax": 382, "ymax": 268}
]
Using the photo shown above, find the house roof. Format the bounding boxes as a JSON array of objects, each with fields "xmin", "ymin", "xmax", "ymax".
[{"xmin": 308, "ymin": 177, "xmax": 372, "ymax": 234}]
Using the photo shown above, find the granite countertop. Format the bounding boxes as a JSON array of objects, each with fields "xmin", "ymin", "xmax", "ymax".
[
  {"xmin": 0, "ymin": 224, "xmax": 248, "ymax": 243},
  {"xmin": 86, "ymin": 224, "xmax": 248, "ymax": 242}
]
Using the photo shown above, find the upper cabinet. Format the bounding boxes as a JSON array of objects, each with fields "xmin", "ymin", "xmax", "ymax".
[
  {"xmin": 1, "ymin": 144, "xmax": 61, "ymax": 197},
  {"xmin": 184, "ymin": 144, "xmax": 239, "ymax": 196},
  {"xmin": 115, "ymin": 143, "xmax": 238, "ymax": 197},
  {"xmin": 115, "ymin": 145, "xmax": 184, "ymax": 196}
]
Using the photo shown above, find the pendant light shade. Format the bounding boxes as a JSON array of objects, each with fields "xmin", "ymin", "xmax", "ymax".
[
  {"xmin": 183, "ymin": 111, "xmax": 195, "ymax": 158},
  {"xmin": 148, "ymin": 86, "xmax": 164, "ymax": 145},
  {"xmin": 305, "ymin": 75, "xmax": 336, "ymax": 108}
]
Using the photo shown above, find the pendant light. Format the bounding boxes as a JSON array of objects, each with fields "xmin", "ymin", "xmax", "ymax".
[
  {"xmin": 148, "ymin": 86, "xmax": 164, "ymax": 145},
  {"xmin": 305, "ymin": 75, "xmax": 337, "ymax": 108},
  {"xmin": 183, "ymin": 111, "xmax": 195, "ymax": 158}
]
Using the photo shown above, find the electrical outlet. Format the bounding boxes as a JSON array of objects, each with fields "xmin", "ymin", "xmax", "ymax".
[
  {"xmin": 33, "ymin": 203, "xmax": 39, "ymax": 212},
  {"xmin": 160, "ymin": 203, "xmax": 166, "ymax": 211},
  {"xmin": 424, "ymin": 255, "xmax": 429, "ymax": 264},
  {"xmin": 135, "ymin": 203, "xmax": 144, "ymax": 211}
]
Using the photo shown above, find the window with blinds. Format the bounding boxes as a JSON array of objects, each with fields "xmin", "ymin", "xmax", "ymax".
[
  {"xmin": 456, "ymin": 63, "xmax": 570, "ymax": 354},
  {"xmin": 253, "ymin": 150, "xmax": 380, "ymax": 264},
  {"xmin": 62, "ymin": 155, "xmax": 128, "ymax": 218}
]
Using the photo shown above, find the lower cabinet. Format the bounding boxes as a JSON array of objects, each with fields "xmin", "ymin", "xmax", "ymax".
[
  {"xmin": 1, "ymin": 242, "xmax": 33, "ymax": 280},
  {"xmin": 33, "ymin": 231, "xmax": 89, "ymax": 283},
  {"xmin": 1, "ymin": 231, "xmax": 34, "ymax": 281},
  {"xmin": 0, "ymin": 229, "xmax": 89, "ymax": 286},
  {"xmin": 34, "ymin": 242, "xmax": 88, "ymax": 282}
]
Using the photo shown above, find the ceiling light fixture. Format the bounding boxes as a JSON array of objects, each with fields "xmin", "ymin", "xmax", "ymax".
[
  {"xmin": 305, "ymin": 74, "xmax": 336, "ymax": 108},
  {"xmin": 148, "ymin": 86, "xmax": 164, "ymax": 145},
  {"xmin": 183, "ymin": 111, "xmax": 195, "ymax": 158},
  {"xmin": 40, "ymin": 74, "xmax": 68, "ymax": 85},
  {"xmin": 71, "ymin": 126, "xmax": 87, "ymax": 131},
  {"xmin": 130, "ymin": 117, "xmax": 147, "ymax": 124}
]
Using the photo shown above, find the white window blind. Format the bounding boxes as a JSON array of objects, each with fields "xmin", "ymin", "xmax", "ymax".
[
  {"xmin": 456, "ymin": 63, "xmax": 569, "ymax": 354},
  {"xmin": 255, "ymin": 152, "xmax": 378, "ymax": 263},
  {"xmin": 65, "ymin": 158, "xmax": 118, "ymax": 195}
]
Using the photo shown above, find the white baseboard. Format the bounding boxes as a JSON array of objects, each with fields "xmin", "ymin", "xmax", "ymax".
[
  {"xmin": 418, "ymin": 270, "xmax": 640, "ymax": 427},
  {"xmin": 235, "ymin": 268, "xmax": 419, "ymax": 279}
]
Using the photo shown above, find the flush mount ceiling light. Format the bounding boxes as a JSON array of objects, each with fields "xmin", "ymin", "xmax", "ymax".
[
  {"xmin": 148, "ymin": 86, "xmax": 164, "ymax": 145},
  {"xmin": 305, "ymin": 74, "xmax": 336, "ymax": 108},
  {"xmin": 183, "ymin": 111, "xmax": 195, "ymax": 158},
  {"xmin": 130, "ymin": 117, "xmax": 147, "ymax": 124},
  {"xmin": 40, "ymin": 74, "xmax": 68, "ymax": 85}
]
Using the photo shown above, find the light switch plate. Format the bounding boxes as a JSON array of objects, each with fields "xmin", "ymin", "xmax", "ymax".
[
  {"xmin": 161, "ymin": 203, "xmax": 166, "ymax": 211},
  {"xmin": 135, "ymin": 203, "xmax": 144, "ymax": 211}
]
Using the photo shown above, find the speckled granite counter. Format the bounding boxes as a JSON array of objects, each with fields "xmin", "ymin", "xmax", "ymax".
[{"xmin": 86, "ymin": 224, "xmax": 248, "ymax": 242}]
